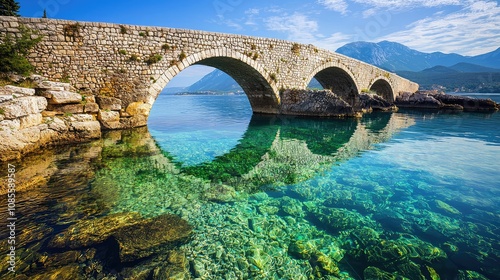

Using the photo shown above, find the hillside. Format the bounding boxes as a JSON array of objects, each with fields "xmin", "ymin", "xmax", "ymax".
[{"xmin": 336, "ymin": 41, "xmax": 500, "ymax": 72}]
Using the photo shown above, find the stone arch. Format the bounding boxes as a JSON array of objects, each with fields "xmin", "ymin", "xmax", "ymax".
[
  {"xmin": 369, "ymin": 77, "xmax": 394, "ymax": 102},
  {"xmin": 149, "ymin": 48, "xmax": 280, "ymax": 114},
  {"xmin": 305, "ymin": 62, "xmax": 360, "ymax": 106}
]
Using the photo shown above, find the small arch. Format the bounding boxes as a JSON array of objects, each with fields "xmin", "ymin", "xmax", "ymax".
[
  {"xmin": 306, "ymin": 63, "xmax": 359, "ymax": 106},
  {"xmin": 150, "ymin": 48, "xmax": 280, "ymax": 114},
  {"xmin": 369, "ymin": 78, "xmax": 394, "ymax": 102}
]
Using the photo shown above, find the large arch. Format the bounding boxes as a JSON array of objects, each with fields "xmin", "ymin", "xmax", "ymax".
[
  {"xmin": 305, "ymin": 62, "xmax": 360, "ymax": 106},
  {"xmin": 369, "ymin": 78, "xmax": 394, "ymax": 102},
  {"xmin": 149, "ymin": 48, "xmax": 280, "ymax": 114}
]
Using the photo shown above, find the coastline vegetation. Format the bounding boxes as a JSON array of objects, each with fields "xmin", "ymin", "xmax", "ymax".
[{"xmin": 0, "ymin": 25, "xmax": 42, "ymax": 76}]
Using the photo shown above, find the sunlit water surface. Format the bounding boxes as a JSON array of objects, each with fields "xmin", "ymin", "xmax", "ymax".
[{"xmin": 1, "ymin": 94, "xmax": 499, "ymax": 279}]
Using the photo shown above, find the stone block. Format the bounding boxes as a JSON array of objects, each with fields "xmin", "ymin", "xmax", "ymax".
[
  {"xmin": 96, "ymin": 96, "xmax": 122, "ymax": 111},
  {"xmin": 98, "ymin": 110, "xmax": 120, "ymax": 123},
  {"xmin": 0, "ymin": 95, "xmax": 13, "ymax": 103},
  {"xmin": 47, "ymin": 104, "xmax": 85, "ymax": 114},
  {"xmin": 84, "ymin": 102, "xmax": 99, "ymax": 113},
  {"xmin": 67, "ymin": 114, "xmax": 94, "ymax": 122},
  {"xmin": 0, "ymin": 119, "xmax": 21, "ymax": 131},
  {"xmin": 37, "ymin": 80, "xmax": 71, "ymax": 91},
  {"xmin": 4, "ymin": 85, "xmax": 36, "ymax": 96},
  {"xmin": 47, "ymin": 90, "xmax": 83, "ymax": 104},
  {"xmin": 0, "ymin": 96, "xmax": 48, "ymax": 119},
  {"xmin": 47, "ymin": 117, "xmax": 68, "ymax": 132},
  {"xmin": 83, "ymin": 95, "xmax": 96, "ymax": 103},
  {"xmin": 19, "ymin": 113, "xmax": 43, "ymax": 129},
  {"xmin": 70, "ymin": 121, "xmax": 101, "ymax": 137},
  {"xmin": 42, "ymin": 111, "xmax": 59, "ymax": 117},
  {"xmin": 126, "ymin": 102, "xmax": 152, "ymax": 116}
]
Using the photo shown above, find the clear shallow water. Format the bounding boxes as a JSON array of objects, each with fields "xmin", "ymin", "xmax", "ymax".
[{"xmin": 1, "ymin": 94, "xmax": 499, "ymax": 279}]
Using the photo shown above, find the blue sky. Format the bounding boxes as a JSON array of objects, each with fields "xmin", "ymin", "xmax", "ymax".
[{"xmin": 17, "ymin": 0, "xmax": 500, "ymax": 87}]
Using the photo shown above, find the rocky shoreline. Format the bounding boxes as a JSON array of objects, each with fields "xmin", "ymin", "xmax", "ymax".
[
  {"xmin": 0, "ymin": 75, "xmax": 150, "ymax": 161},
  {"xmin": 1, "ymin": 78, "xmax": 498, "ymax": 161}
]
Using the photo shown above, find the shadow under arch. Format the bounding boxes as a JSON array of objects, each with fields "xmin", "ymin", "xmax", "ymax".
[
  {"xmin": 307, "ymin": 64, "xmax": 359, "ymax": 106},
  {"xmin": 369, "ymin": 78, "xmax": 394, "ymax": 102},
  {"xmin": 152, "ymin": 49, "xmax": 280, "ymax": 114}
]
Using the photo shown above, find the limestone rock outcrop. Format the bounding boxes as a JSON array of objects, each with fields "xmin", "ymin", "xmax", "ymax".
[
  {"xmin": 0, "ymin": 77, "xmax": 101, "ymax": 161},
  {"xmin": 280, "ymin": 89, "xmax": 359, "ymax": 117},
  {"xmin": 395, "ymin": 90, "xmax": 499, "ymax": 111}
]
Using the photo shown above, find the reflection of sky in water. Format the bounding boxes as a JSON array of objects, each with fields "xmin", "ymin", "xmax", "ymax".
[
  {"xmin": 148, "ymin": 95, "xmax": 252, "ymax": 166},
  {"xmin": 373, "ymin": 137, "xmax": 500, "ymax": 189}
]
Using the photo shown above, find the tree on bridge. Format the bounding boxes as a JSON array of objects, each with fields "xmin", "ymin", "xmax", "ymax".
[{"xmin": 0, "ymin": 0, "xmax": 20, "ymax": 16}]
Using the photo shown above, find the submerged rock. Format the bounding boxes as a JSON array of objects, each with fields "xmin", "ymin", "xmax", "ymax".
[
  {"xmin": 30, "ymin": 264, "xmax": 85, "ymax": 280},
  {"xmin": 457, "ymin": 270, "xmax": 490, "ymax": 280},
  {"xmin": 202, "ymin": 184, "xmax": 237, "ymax": 203},
  {"xmin": 48, "ymin": 211, "xmax": 192, "ymax": 263},
  {"xmin": 48, "ymin": 212, "xmax": 143, "ymax": 249},
  {"xmin": 435, "ymin": 199, "xmax": 461, "ymax": 215},
  {"xmin": 363, "ymin": 266, "xmax": 399, "ymax": 280},
  {"xmin": 113, "ymin": 214, "xmax": 192, "ymax": 262}
]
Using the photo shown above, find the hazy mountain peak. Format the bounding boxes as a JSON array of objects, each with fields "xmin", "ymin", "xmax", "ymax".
[{"xmin": 336, "ymin": 41, "xmax": 500, "ymax": 72}]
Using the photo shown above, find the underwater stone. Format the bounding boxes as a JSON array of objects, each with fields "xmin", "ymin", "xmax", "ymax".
[
  {"xmin": 288, "ymin": 240, "xmax": 317, "ymax": 260},
  {"xmin": 457, "ymin": 270, "xmax": 490, "ymax": 280},
  {"xmin": 113, "ymin": 214, "xmax": 192, "ymax": 262},
  {"xmin": 258, "ymin": 205, "xmax": 280, "ymax": 215},
  {"xmin": 311, "ymin": 251, "xmax": 340, "ymax": 276},
  {"xmin": 435, "ymin": 200, "xmax": 461, "ymax": 215},
  {"xmin": 363, "ymin": 266, "xmax": 398, "ymax": 280},
  {"xmin": 397, "ymin": 261, "xmax": 425, "ymax": 280},
  {"xmin": 310, "ymin": 207, "xmax": 375, "ymax": 232},
  {"xmin": 202, "ymin": 184, "xmax": 237, "ymax": 203},
  {"xmin": 42, "ymin": 251, "xmax": 81, "ymax": 268},
  {"xmin": 47, "ymin": 212, "xmax": 143, "ymax": 249},
  {"xmin": 29, "ymin": 264, "xmax": 85, "ymax": 280},
  {"xmin": 280, "ymin": 196, "xmax": 305, "ymax": 217}
]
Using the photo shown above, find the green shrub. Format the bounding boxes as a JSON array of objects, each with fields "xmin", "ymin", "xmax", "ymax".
[
  {"xmin": 119, "ymin": 25, "xmax": 127, "ymax": 34},
  {"xmin": 139, "ymin": 32, "xmax": 146, "ymax": 37},
  {"xmin": 145, "ymin": 54, "xmax": 162, "ymax": 65},
  {"xmin": 129, "ymin": 54, "xmax": 139, "ymax": 62},
  {"xmin": 270, "ymin": 73, "xmax": 277, "ymax": 81},
  {"xmin": 178, "ymin": 51, "xmax": 187, "ymax": 61},
  {"xmin": 291, "ymin": 43, "xmax": 300, "ymax": 55},
  {"xmin": 252, "ymin": 53, "xmax": 259, "ymax": 60},
  {"xmin": 161, "ymin": 44, "xmax": 171, "ymax": 51},
  {"xmin": 0, "ymin": 25, "xmax": 42, "ymax": 76},
  {"xmin": 0, "ymin": 108, "xmax": 5, "ymax": 115},
  {"xmin": 118, "ymin": 49, "xmax": 127, "ymax": 55}
]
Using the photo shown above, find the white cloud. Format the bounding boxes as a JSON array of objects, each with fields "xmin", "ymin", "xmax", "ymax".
[
  {"xmin": 352, "ymin": 0, "xmax": 464, "ymax": 9},
  {"xmin": 265, "ymin": 13, "xmax": 319, "ymax": 42},
  {"xmin": 245, "ymin": 8, "xmax": 260, "ymax": 26},
  {"xmin": 379, "ymin": 0, "xmax": 500, "ymax": 55},
  {"xmin": 318, "ymin": 0, "xmax": 349, "ymax": 14}
]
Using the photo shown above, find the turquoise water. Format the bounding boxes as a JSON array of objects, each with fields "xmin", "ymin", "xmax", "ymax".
[{"xmin": 1, "ymin": 94, "xmax": 499, "ymax": 279}]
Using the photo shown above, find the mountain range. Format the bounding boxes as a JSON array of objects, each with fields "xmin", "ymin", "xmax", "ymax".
[
  {"xmin": 162, "ymin": 41, "xmax": 500, "ymax": 94},
  {"xmin": 336, "ymin": 41, "xmax": 500, "ymax": 72}
]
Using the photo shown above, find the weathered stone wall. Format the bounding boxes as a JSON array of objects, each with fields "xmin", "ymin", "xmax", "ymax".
[{"xmin": 0, "ymin": 16, "xmax": 419, "ymax": 128}]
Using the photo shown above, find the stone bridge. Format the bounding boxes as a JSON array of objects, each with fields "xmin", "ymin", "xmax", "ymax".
[{"xmin": 1, "ymin": 17, "xmax": 418, "ymax": 128}]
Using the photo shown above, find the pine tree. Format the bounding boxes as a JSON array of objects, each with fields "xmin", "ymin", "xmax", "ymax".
[
  {"xmin": 0, "ymin": 0, "xmax": 21, "ymax": 16},
  {"xmin": 42, "ymin": 9, "xmax": 47, "ymax": 18}
]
